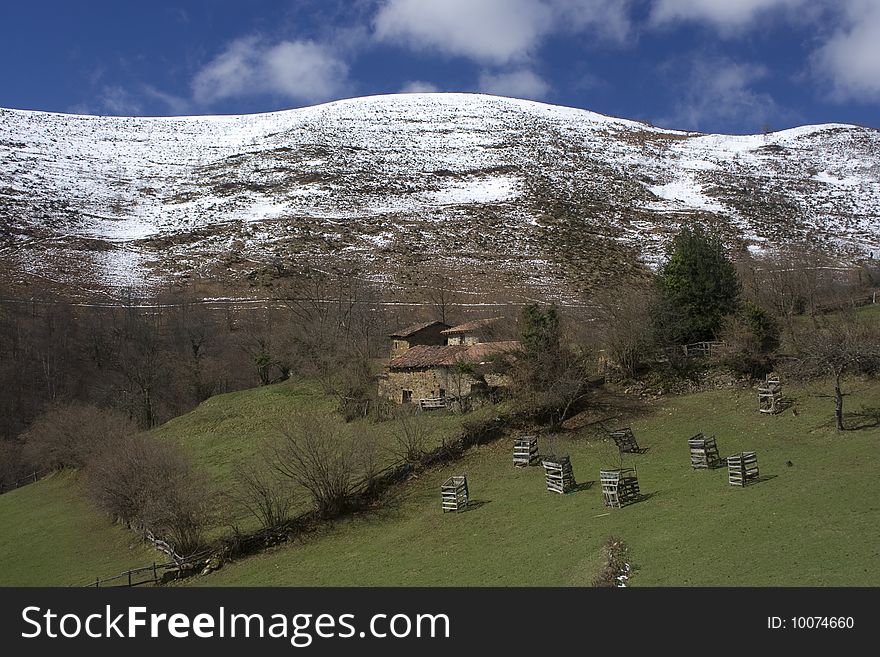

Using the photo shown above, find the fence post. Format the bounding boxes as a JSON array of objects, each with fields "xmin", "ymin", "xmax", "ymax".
[
  {"xmin": 128, "ymin": 570, "xmax": 132, "ymax": 587},
  {"xmin": 32, "ymin": 471, "xmax": 37, "ymax": 483},
  {"xmin": 95, "ymin": 577, "xmax": 100, "ymax": 588},
  {"xmin": 152, "ymin": 562, "xmax": 157, "ymax": 583}
]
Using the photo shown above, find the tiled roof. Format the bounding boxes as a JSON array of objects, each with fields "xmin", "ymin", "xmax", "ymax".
[
  {"xmin": 458, "ymin": 341, "xmax": 522, "ymax": 363},
  {"xmin": 388, "ymin": 345, "xmax": 467, "ymax": 368},
  {"xmin": 388, "ymin": 320, "xmax": 449, "ymax": 338},
  {"xmin": 441, "ymin": 317, "xmax": 503, "ymax": 335},
  {"xmin": 388, "ymin": 341, "xmax": 522, "ymax": 369}
]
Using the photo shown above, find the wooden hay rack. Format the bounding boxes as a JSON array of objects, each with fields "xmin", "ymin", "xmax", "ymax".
[
  {"xmin": 542, "ymin": 456, "xmax": 575, "ymax": 494},
  {"xmin": 600, "ymin": 468, "xmax": 641, "ymax": 508},
  {"xmin": 688, "ymin": 433, "xmax": 722, "ymax": 469},
  {"xmin": 608, "ymin": 427, "xmax": 642, "ymax": 454},
  {"xmin": 419, "ymin": 397, "xmax": 447, "ymax": 410},
  {"xmin": 682, "ymin": 341, "xmax": 724, "ymax": 358},
  {"xmin": 441, "ymin": 475, "xmax": 469, "ymax": 512},
  {"xmin": 727, "ymin": 452, "xmax": 760, "ymax": 487},
  {"xmin": 758, "ymin": 373, "xmax": 783, "ymax": 414},
  {"xmin": 513, "ymin": 436, "xmax": 539, "ymax": 467}
]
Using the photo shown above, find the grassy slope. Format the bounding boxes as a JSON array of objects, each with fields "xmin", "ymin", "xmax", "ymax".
[
  {"xmin": 0, "ymin": 471, "xmax": 157, "ymax": 586},
  {"xmin": 151, "ymin": 379, "xmax": 503, "ymax": 532},
  {"xmin": 193, "ymin": 379, "xmax": 880, "ymax": 586},
  {"xmin": 0, "ymin": 379, "xmax": 493, "ymax": 585}
]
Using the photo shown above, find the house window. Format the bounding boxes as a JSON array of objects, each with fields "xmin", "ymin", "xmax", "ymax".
[{"xmin": 402, "ymin": 389, "xmax": 413, "ymax": 404}]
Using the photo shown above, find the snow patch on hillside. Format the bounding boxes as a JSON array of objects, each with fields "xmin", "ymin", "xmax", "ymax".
[
  {"xmin": 426, "ymin": 175, "xmax": 520, "ymax": 206},
  {"xmin": 647, "ymin": 176, "xmax": 725, "ymax": 213}
]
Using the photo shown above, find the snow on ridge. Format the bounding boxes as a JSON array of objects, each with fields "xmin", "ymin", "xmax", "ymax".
[{"xmin": 2, "ymin": 94, "xmax": 879, "ymax": 293}]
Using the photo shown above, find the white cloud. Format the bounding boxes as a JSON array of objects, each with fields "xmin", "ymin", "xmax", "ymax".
[
  {"xmin": 478, "ymin": 69, "xmax": 550, "ymax": 100},
  {"xmin": 192, "ymin": 36, "xmax": 350, "ymax": 105},
  {"xmin": 373, "ymin": 0, "xmax": 632, "ymax": 65},
  {"xmin": 648, "ymin": 0, "xmax": 880, "ymax": 104},
  {"xmin": 399, "ymin": 80, "xmax": 440, "ymax": 93},
  {"xmin": 650, "ymin": 0, "xmax": 810, "ymax": 30},
  {"xmin": 658, "ymin": 57, "xmax": 784, "ymax": 132},
  {"xmin": 551, "ymin": 0, "xmax": 633, "ymax": 42},
  {"xmin": 142, "ymin": 85, "xmax": 191, "ymax": 115},
  {"xmin": 99, "ymin": 86, "xmax": 143, "ymax": 116},
  {"xmin": 813, "ymin": 0, "xmax": 880, "ymax": 102},
  {"xmin": 374, "ymin": 0, "xmax": 552, "ymax": 64}
]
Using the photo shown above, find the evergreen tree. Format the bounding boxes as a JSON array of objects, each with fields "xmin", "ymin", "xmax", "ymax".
[
  {"xmin": 521, "ymin": 304, "xmax": 560, "ymax": 354},
  {"xmin": 656, "ymin": 224, "xmax": 740, "ymax": 344}
]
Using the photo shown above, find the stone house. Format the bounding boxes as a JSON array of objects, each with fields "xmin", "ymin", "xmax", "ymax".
[
  {"xmin": 379, "ymin": 317, "xmax": 520, "ymax": 406},
  {"xmin": 387, "ymin": 320, "xmax": 451, "ymax": 358},
  {"xmin": 441, "ymin": 317, "xmax": 503, "ymax": 345}
]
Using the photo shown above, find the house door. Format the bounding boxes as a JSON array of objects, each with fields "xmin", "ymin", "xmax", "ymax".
[{"xmin": 402, "ymin": 389, "xmax": 413, "ymax": 404}]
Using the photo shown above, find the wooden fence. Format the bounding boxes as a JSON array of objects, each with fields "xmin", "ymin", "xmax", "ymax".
[
  {"xmin": 83, "ymin": 561, "xmax": 178, "ymax": 588},
  {"xmin": 0, "ymin": 468, "xmax": 51, "ymax": 495},
  {"xmin": 815, "ymin": 291, "xmax": 878, "ymax": 314}
]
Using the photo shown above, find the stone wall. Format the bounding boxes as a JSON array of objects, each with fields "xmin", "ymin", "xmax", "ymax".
[
  {"xmin": 379, "ymin": 367, "xmax": 478, "ymax": 404},
  {"xmin": 445, "ymin": 333, "xmax": 482, "ymax": 346}
]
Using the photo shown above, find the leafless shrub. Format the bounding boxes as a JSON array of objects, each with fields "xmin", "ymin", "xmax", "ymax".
[
  {"xmin": 21, "ymin": 403, "xmax": 136, "ymax": 471},
  {"xmin": 512, "ymin": 346, "xmax": 594, "ymax": 427},
  {"xmin": 392, "ymin": 405, "xmax": 429, "ymax": 463},
  {"xmin": 354, "ymin": 431, "xmax": 384, "ymax": 495},
  {"xmin": 592, "ymin": 537, "xmax": 632, "ymax": 587},
  {"xmin": 86, "ymin": 434, "xmax": 211, "ymax": 556},
  {"xmin": 232, "ymin": 457, "xmax": 293, "ymax": 530},
  {"xmin": 270, "ymin": 412, "xmax": 358, "ymax": 518}
]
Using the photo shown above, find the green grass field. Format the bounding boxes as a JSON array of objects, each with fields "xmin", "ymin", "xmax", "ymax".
[
  {"xmin": 189, "ymin": 378, "xmax": 880, "ymax": 587},
  {"xmin": 2, "ymin": 374, "xmax": 878, "ymax": 586},
  {"xmin": 0, "ymin": 471, "xmax": 157, "ymax": 586}
]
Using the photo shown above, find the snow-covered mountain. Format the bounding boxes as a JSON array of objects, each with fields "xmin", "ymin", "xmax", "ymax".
[{"xmin": 1, "ymin": 93, "xmax": 878, "ymax": 302}]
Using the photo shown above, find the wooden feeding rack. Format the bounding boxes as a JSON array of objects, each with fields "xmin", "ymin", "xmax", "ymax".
[
  {"xmin": 542, "ymin": 456, "xmax": 575, "ymax": 494},
  {"xmin": 513, "ymin": 436, "xmax": 539, "ymax": 467},
  {"xmin": 758, "ymin": 374, "xmax": 783, "ymax": 414},
  {"xmin": 441, "ymin": 475, "xmax": 469, "ymax": 512},
  {"xmin": 727, "ymin": 452, "xmax": 760, "ymax": 487},
  {"xmin": 600, "ymin": 468, "xmax": 641, "ymax": 508},
  {"xmin": 609, "ymin": 427, "xmax": 642, "ymax": 454},
  {"xmin": 688, "ymin": 433, "xmax": 722, "ymax": 469},
  {"xmin": 682, "ymin": 341, "xmax": 724, "ymax": 358}
]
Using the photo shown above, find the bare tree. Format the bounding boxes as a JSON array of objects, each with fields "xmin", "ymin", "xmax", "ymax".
[
  {"xmin": 87, "ymin": 434, "xmax": 211, "ymax": 556},
  {"xmin": 232, "ymin": 457, "xmax": 293, "ymax": 530},
  {"xmin": 590, "ymin": 284, "xmax": 658, "ymax": 378},
  {"xmin": 392, "ymin": 405, "xmax": 429, "ymax": 463},
  {"xmin": 788, "ymin": 314, "xmax": 880, "ymax": 430},
  {"xmin": 22, "ymin": 403, "xmax": 136, "ymax": 471},
  {"xmin": 354, "ymin": 431, "xmax": 383, "ymax": 496},
  {"xmin": 0, "ymin": 440, "xmax": 27, "ymax": 492},
  {"xmin": 270, "ymin": 412, "xmax": 358, "ymax": 517},
  {"xmin": 512, "ymin": 305, "xmax": 595, "ymax": 427},
  {"xmin": 104, "ymin": 300, "xmax": 169, "ymax": 428},
  {"xmin": 420, "ymin": 273, "xmax": 461, "ymax": 325},
  {"xmin": 512, "ymin": 343, "xmax": 594, "ymax": 427}
]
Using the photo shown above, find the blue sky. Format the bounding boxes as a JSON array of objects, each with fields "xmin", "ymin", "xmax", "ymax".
[{"xmin": 1, "ymin": 0, "xmax": 879, "ymax": 134}]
